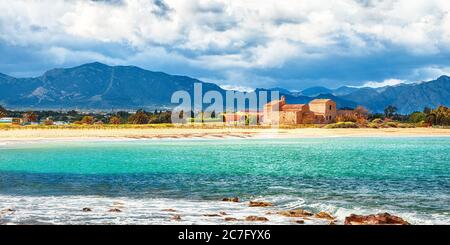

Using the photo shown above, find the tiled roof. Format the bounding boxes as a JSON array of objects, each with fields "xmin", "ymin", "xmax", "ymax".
[
  {"xmin": 309, "ymin": 99, "xmax": 332, "ymax": 103},
  {"xmin": 281, "ymin": 104, "xmax": 306, "ymax": 110}
]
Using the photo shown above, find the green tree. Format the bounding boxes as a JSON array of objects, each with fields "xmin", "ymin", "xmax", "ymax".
[
  {"xmin": 128, "ymin": 110, "xmax": 149, "ymax": 124},
  {"xmin": 0, "ymin": 105, "xmax": 7, "ymax": 118},
  {"xmin": 408, "ymin": 111, "xmax": 426, "ymax": 123},
  {"xmin": 109, "ymin": 116, "xmax": 122, "ymax": 124},
  {"xmin": 81, "ymin": 116, "xmax": 94, "ymax": 125},
  {"xmin": 384, "ymin": 105, "xmax": 397, "ymax": 118},
  {"xmin": 425, "ymin": 105, "xmax": 450, "ymax": 126}
]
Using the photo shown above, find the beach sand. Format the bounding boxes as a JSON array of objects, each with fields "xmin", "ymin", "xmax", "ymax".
[{"xmin": 0, "ymin": 127, "xmax": 449, "ymax": 143}]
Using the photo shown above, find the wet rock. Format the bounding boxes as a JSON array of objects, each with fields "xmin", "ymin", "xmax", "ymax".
[
  {"xmin": 295, "ymin": 220, "xmax": 305, "ymax": 224},
  {"xmin": 314, "ymin": 211, "xmax": 335, "ymax": 220},
  {"xmin": 344, "ymin": 213, "xmax": 410, "ymax": 225},
  {"xmin": 203, "ymin": 214, "xmax": 221, "ymax": 217},
  {"xmin": 108, "ymin": 208, "xmax": 122, "ymax": 213},
  {"xmin": 82, "ymin": 207, "xmax": 92, "ymax": 212},
  {"xmin": 277, "ymin": 209, "xmax": 313, "ymax": 217},
  {"xmin": 245, "ymin": 216, "xmax": 269, "ymax": 222},
  {"xmin": 1, "ymin": 208, "xmax": 15, "ymax": 215},
  {"xmin": 171, "ymin": 214, "xmax": 181, "ymax": 221},
  {"xmin": 162, "ymin": 208, "xmax": 177, "ymax": 212},
  {"xmin": 249, "ymin": 201, "xmax": 274, "ymax": 207},
  {"xmin": 224, "ymin": 217, "xmax": 241, "ymax": 221},
  {"xmin": 222, "ymin": 197, "xmax": 239, "ymax": 202}
]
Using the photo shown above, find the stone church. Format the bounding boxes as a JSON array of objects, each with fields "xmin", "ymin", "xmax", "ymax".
[{"xmin": 263, "ymin": 96, "xmax": 337, "ymax": 125}]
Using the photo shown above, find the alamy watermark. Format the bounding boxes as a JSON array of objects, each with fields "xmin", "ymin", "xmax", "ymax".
[{"xmin": 171, "ymin": 83, "xmax": 280, "ymax": 127}]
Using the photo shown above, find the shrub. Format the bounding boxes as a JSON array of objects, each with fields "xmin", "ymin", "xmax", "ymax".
[
  {"xmin": 325, "ymin": 122, "xmax": 358, "ymax": 128},
  {"xmin": 44, "ymin": 119, "xmax": 54, "ymax": 125},
  {"xmin": 408, "ymin": 111, "xmax": 426, "ymax": 123},
  {"xmin": 81, "ymin": 116, "xmax": 94, "ymax": 125},
  {"xmin": 109, "ymin": 116, "xmax": 121, "ymax": 124},
  {"xmin": 128, "ymin": 111, "xmax": 149, "ymax": 124},
  {"xmin": 384, "ymin": 121, "xmax": 398, "ymax": 128},
  {"xmin": 371, "ymin": 118, "xmax": 383, "ymax": 124}
]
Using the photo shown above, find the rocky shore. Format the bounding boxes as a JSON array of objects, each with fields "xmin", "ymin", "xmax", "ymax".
[{"xmin": 0, "ymin": 197, "xmax": 412, "ymax": 225}]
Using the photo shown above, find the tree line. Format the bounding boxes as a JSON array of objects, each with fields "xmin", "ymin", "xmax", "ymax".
[
  {"xmin": 0, "ymin": 106, "xmax": 173, "ymax": 125},
  {"xmin": 1, "ymin": 104, "xmax": 449, "ymax": 126},
  {"xmin": 333, "ymin": 104, "xmax": 449, "ymax": 126}
]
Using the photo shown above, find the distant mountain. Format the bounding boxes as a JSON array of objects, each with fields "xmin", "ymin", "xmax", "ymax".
[
  {"xmin": 332, "ymin": 86, "xmax": 359, "ymax": 96},
  {"xmin": 0, "ymin": 62, "xmax": 449, "ymax": 113},
  {"xmin": 342, "ymin": 76, "xmax": 450, "ymax": 113},
  {"xmin": 0, "ymin": 62, "xmax": 225, "ymax": 109},
  {"xmin": 301, "ymin": 86, "xmax": 332, "ymax": 96}
]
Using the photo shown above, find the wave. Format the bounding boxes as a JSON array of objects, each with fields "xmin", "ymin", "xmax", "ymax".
[{"xmin": 1, "ymin": 194, "xmax": 448, "ymax": 225}]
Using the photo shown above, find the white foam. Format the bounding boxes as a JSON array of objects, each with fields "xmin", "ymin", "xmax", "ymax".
[
  {"xmin": 1, "ymin": 194, "xmax": 446, "ymax": 225},
  {"xmin": 0, "ymin": 195, "xmax": 329, "ymax": 225}
]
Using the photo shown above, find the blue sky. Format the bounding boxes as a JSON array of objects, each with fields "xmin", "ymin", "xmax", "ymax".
[{"xmin": 1, "ymin": 0, "xmax": 450, "ymax": 90}]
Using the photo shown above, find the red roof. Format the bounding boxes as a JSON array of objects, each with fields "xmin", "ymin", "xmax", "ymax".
[{"xmin": 281, "ymin": 104, "xmax": 306, "ymax": 111}]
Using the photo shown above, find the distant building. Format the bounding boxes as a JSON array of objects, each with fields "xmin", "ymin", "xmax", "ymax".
[
  {"xmin": 223, "ymin": 111, "xmax": 263, "ymax": 124},
  {"xmin": 308, "ymin": 99, "xmax": 337, "ymax": 123},
  {"xmin": 263, "ymin": 96, "xmax": 336, "ymax": 125},
  {"xmin": 0, "ymin": 117, "xmax": 23, "ymax": 125}
]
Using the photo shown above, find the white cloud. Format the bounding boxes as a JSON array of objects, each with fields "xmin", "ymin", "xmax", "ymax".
[
  {"xmin": 1, "ymin": 0, "xmax": 450, "ymax": 87},
  {"xmin": 360, "ymin": 79, "xmax": 407, "ymax": 88}
]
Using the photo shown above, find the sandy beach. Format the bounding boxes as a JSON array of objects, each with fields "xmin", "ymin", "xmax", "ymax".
[{"xmin": 0, "ymin": 127, "xmax": 450, "ymax": 143}]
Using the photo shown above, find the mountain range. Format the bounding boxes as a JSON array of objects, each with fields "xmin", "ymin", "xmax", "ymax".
[{"xmin": 0, "ymin": 62, "xmax": 449, "ymax": 113}]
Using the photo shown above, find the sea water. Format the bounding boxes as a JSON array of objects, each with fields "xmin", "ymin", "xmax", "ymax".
[{"xmin": 0, "ymin": 137, "xmax": 449, "ymax": 224}]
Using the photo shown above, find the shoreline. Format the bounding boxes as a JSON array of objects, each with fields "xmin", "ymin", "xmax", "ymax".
[
  {"xmin": 1, "ymin": 127, "xmax": 450, "ymax": 143},
  {"xmin": 0, "ymin": 194, "xmax": 427, "ymax": 225}
]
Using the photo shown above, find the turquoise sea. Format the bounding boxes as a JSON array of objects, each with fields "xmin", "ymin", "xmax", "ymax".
[{"xmin": 0, "ymin": 137, "xmax": 449, "ymax": 224}]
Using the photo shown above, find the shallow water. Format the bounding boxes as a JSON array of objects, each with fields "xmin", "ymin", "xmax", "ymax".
[{"xmin": 0, "ymin": 137, "xmax": 449, "ymax": 224}]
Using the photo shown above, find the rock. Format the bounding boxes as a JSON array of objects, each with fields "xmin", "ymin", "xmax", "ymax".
[
  {"xmin": 108, "ymin": 208, "xmax": 122, "ymax": 213},
  {"xmin": 1, "ymin": 208, "xmax": 15, "ymax": 215},
  {"xmin": 82, "ymin": 207, "xmax": 92, "ymax": 212},
  {"xmin": 171, "ymin": 214, "xmax": 181, "ymax": 221},
  {"xmin": 314, "ymin": 211, "xmax": 335, "ymax": 220},
  {"xmin": 249, "ymin": 201, "xmax": 274, "ymax": 207},
  {"xmin": 203, "ymin": 214, "xmax": 221, "ymax": 217},
  {"xmin": 222, "ymin": 197, "xmax": 239, "ymax": 202},
  {"xmin": 329, "ymin": 221, "xmax": 336, "ymax": 225},
  {"xmin": 162, "ymin": 208, "xmax": 177, "ymax": 212},
  {"xmin": 245, "ymin": 216, "xmax": 269, "ymax": 222},
  {"xmin": 344, "ymin": 213, "xmax": 410, "ymax": 225},
  {"xmin": 295, "ymin": 220, "xmax": 305, "ymax": 224},
  {"xmin": 277, "ymin": 209, "xmax": 313, "ymax": 217},
  {"xmin": 224, "ymin": 217, "xmax": 240, "ymax": 221},
  {"xmin": 219, "ymin": 212, "xmax": 228, "ymax": 216}
]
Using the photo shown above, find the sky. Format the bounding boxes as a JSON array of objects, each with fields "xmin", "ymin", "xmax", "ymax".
[{"xmin": 1, "ymin": 0, "xmax": 450, "ymax": 90}]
